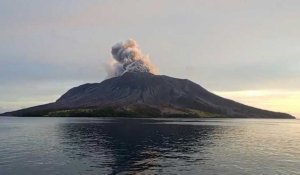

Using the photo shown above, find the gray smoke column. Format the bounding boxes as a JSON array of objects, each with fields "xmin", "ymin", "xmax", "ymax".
[{"xmin": 106, "ymin": 39, "xmax": 158, "ymax": 77}]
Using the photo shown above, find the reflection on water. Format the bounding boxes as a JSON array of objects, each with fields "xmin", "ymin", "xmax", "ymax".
[
  {"xmin": 0, "ymin": 117, "xmax": 300, "ymax": 175},
  {"xmin": 60, "ymin": 119, "xmax": 217, "ymax": 174}
]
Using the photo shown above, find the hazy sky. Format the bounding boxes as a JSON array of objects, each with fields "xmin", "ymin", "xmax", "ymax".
[{"xmin": 1, "ymin": 0, "xmax": 299, "ymax": 117}]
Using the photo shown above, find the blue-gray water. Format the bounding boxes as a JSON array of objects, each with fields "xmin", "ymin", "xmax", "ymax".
[{"xmin": 0, "ymin": 117, "xmax": 299, "ymax": 175}]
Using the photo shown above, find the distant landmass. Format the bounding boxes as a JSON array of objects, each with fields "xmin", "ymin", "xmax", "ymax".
[{"xmin": 1, "ymin": 72, "xmax": 295, "ymax": 119}]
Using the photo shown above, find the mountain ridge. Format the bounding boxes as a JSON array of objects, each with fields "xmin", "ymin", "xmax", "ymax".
[{"xmin": 1, "ymin": 72, "xmax": 295, "ymax": 119}]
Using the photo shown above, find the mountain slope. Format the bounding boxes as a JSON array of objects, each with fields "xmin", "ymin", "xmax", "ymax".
[{"xmin": 1, "ymin": 72, "xmax": 295, "ymax": 118}]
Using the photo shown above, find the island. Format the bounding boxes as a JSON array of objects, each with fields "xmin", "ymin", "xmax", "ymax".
[{"xmin": 1, "ymin": 72, "xmax": 295, "ymax": 119}]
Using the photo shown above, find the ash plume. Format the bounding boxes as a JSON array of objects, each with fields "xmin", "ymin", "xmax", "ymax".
[{"xmin": 106, "ymin": 39, "xmax": 158, "ymax": 78}]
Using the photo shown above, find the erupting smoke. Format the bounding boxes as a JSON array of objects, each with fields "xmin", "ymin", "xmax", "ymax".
[{"xmin": 106, "ymin": 39, "xmax": 158, "ymax": 78}]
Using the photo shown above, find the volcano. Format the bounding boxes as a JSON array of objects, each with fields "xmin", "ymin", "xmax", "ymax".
[{"xmin": 1, "ymin": 72, "xmax": 295, "ymax": 119}]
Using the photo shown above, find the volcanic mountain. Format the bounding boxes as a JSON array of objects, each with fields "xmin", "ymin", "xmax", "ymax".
[{"xmin": 1, "ymin": 72, "xmax": 295, "ymax": 119}]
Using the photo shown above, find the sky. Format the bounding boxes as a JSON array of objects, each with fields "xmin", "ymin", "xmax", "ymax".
[{"xmin": 0, "ymin": 0, "xmax": 299, "ymax": 118}]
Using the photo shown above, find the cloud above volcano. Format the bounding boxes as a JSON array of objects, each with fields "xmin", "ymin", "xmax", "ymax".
[{"xmin": 106, "ymin": 39, "xmax": 158, "ymax": 77}]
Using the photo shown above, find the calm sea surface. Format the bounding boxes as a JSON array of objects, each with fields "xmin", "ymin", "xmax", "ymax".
[{"xmin": 0, "ymin": 117, "xmax": 299, "ymax": 175}]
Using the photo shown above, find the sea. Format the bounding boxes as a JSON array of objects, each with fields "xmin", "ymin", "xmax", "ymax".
[{"xmin": 0, "ymin": 117, "xmax": 299, "ymax": 175}]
